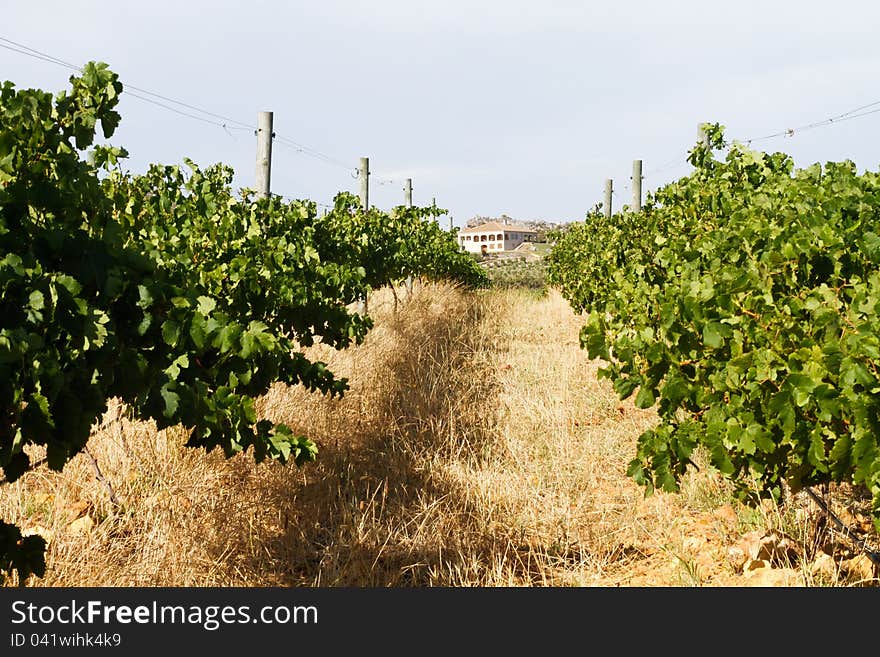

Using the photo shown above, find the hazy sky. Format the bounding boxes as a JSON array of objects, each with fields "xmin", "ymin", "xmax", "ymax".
[{"xmin": 3, "ymin": 1, "xmax": 880, "ymax": 227}]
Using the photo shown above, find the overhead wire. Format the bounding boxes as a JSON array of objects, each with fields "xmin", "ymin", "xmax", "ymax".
[
  {"xmin": 643, "ymin": 156, "xmax": 689, "ymax": 178},
  {"xmin": 639, "ymin": 94, "xmax": 880, "ymax": 189},
  {"xmin": 7, "ymin": 33, "xmax": 880, "ymax": 215},
  {"xmin": 737, "ymin": 97, "xmax": 880, "ymax": 144},
  {"xmin": 627, "ymin": 94, "xmax": 880, "ymax": 209},
  {"xmin": 273, "ymin": 135, "xmax": 354, "ymax": 172},
  {"xmin": 373, "ymin": 176, "xmax": 403, "ymax": 186},
  {"xmin": 0, "ymin": 39, "xmax": 80, "ymax": 71},
  {"xmin": 0, "ymin": 35, "xmax": 356, "ymax": 174},
  {"xmin": 121, "ymin": 90, "xmax": 251, "ymax": 131}
]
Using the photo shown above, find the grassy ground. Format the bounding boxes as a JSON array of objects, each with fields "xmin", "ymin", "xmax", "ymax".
[{"xmin": 2, "ymin": 284, "xmax": 878, "ymax": 586}]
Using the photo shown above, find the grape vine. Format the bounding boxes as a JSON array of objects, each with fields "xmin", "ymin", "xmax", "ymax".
[
  {"xmin": 548, "ymin": 123, "xmax": 880, "ymax": 528},
  {"xmin": 0, "ymin": 63, "xmax": 487, "ymax": 582}
]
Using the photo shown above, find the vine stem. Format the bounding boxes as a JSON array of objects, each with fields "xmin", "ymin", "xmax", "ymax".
[
  {"xmin": 83, "ymin": 445, "xmax": 121, "ymax": 508},
  {"xmin": 805, "ymin": 487, "xmax": 880, "ymax": 567}
]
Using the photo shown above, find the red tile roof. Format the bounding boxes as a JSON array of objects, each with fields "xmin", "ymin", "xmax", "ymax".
[{"xmin": 460, "ymin": 221, "xmax": 538, "ymax": 234}]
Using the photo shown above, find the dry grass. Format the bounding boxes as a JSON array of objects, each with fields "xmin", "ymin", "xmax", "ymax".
[{"xmin": 2, "ymin": 283, "xmax": 878, "ymax": 587}]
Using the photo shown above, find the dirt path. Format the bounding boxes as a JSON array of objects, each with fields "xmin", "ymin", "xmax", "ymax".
[
  {"xmin": 479, "ymin": 287, "xmax": 740, "ymax": 586},
  {"xmin": 491, "ymin": 288, "xmax": 877, "ymax": 586},
  {"xmin": 3, "ymin": 284, "xmax": 876, "ymax": 586}
]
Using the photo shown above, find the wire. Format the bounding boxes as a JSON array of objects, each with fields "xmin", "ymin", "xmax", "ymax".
[
  {"xmin": 2, "ymin": 36, "xmax": 254, "ymax": 128},
  {"xmin": 628, "ymin": 94, "xmax": 880, "ymax": 208},
  {"xmin": 18, "ymin": 32, "xmax": 880, "ymax": 214},
  {"xmin": 643, "ymin": 155, "xmax": 690, "ymax": 178},
  {"xmin": 123, "ymin": 85, "xmax": 253, "ymax": 130},
  {"xmin": 739, "ymin": 97, "xmax": 880, "ymax": 144},
  {"xmin": 2, "ymin": 34, "xmax": 419, "ymax": 193},
  {"xmin": 373, "ymin": 176, "xmax": 402, "ymax": 186},
  {"xmin": 620, "ymin": 95, "xmax": 880, "ymax": 201},
  {"xmin": 273, "ymin": 135, "xmax": 353, "ymax": 172},
  {"xmin": 122, "ymin": 90, "xmax": 249, "ymax": 131},
  {"xmin": 836, "ymin": 105, "xmax": 880, "ymax": 123},
  {"xmin": 0, "ymin": 37, "xmax": 82, "ymax": 71},
  {"xmin": 0, "ymin": 34, "xmax": 355, "ymax": 171}
]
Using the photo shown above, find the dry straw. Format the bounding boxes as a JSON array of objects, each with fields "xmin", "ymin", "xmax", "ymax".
[{"xmin": 2, "ymin": 284, "xmax": 875, "ymax": 586}]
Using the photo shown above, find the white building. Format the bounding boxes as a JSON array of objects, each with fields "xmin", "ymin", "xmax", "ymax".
[{"xmin": 458, "ymin": 221, "xmax": 538, "ymax": 255}]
